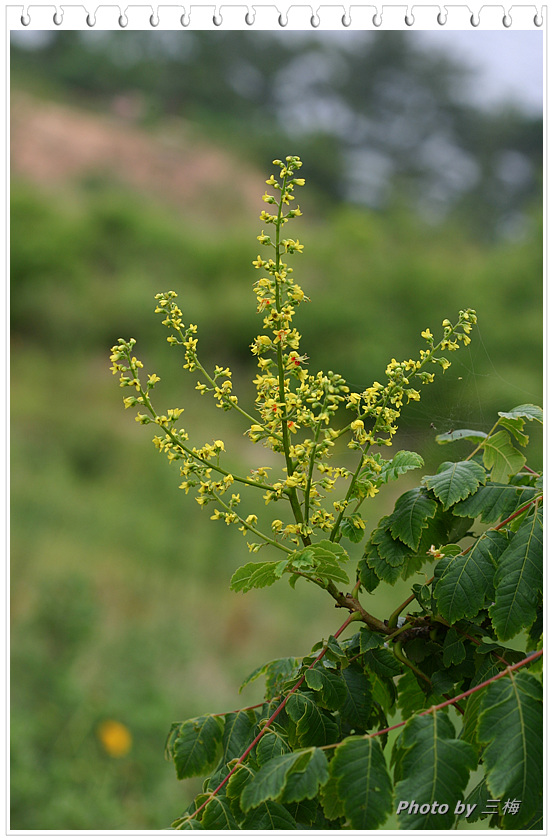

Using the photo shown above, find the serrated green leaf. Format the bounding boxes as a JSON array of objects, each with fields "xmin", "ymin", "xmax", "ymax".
[
  {"xmin": 397, "ymin": 671, "xmax": 441, "ymax": 719},
  {"xmin": 388, "ymin": 489, "xmax": 438, "ymax": 551},
  {"xmin": 340, "ymin": 513, "xmax": 366, "ymax": 544},
  {"xmin": 364, "ymin": 647, "xmax": 403, "ymax": 678},
  {"xmin": 281, "ymin": 748, "xmax": 329, "ymax": 802},
  {"xmin": 453, "ymin": 483, "xmax": 535, "ymax": 525},
  {"xmin": 230, "ymin": 561, "xmax": 284, "ymax": 593},
  {"xmin": 442, "ymin": 628, "xmax": 466, "ymax": 667},
  {"xmin": 329, "ymin": 736, "xmax": 393, "ymax": 829},
  {"xmin": 341, "ymin": 665, "xmax": 373, "ymax": 728},
  {"xmin": 240, "ymin": 748, "xmax": 325, "ymax": 812},
  {"xmin": 202, "ymin": 795, "xmax": 240, "ymax": 829},
  {"xmin": 240, "ymin": 800, "xmax": 297, "ymax": 830},
  {"xmin": 394, "ymin": 711, "xmax": 477, "ymax": 829},
  {"xmin": 311, "ymin": 539, "xmax": 349, "ymax": 563},
  {"xmin": 171, "ymin": 715, "xmax": 224, "ymax": 780},
  {"xmin": 498, "ymin": 415, "xmax": 529, "ymax": 446},
  {"xmin": 464, "ymin": 778, "xmax": 492, "ymax": 822},
  {"xmin": 423, "ymin": 460, "xmax": 487, "ymax": 509},
  {"xmin": 256, "ymin": 730, "xmax": 290, "ymax": 765},
  {"xmin": 359, "ymin": 627, "xmax": 383, "ymax": 653},
  {"xmin": 239, "ymin": 656, "xmax": 299, "ymax": 697},
  {"xmin": 498, "ymin": 404, "xmax": 543, "ymax": 424},
  {"xmin": 379, "ymin": 449, "xmax": 424, "ymax": 482},
  {"xmin": 373, "ymin": 525, "xmax": 413, "ymax": 566},
  {"xmin": 319, "ymin": 774, "xmax": 346, "ymax": 821},
  {"xmin": 483, "ymin": 430, "xmax": 526, "ymax": 483},
  {"xmin": 304, "ymin": 663, "xmax": 347, "ymax": 711},
  {"xmin": 226, "ymin": 763, "xmax": 255, "ymax": 801},
  {"xmin": 357, "ymin": 557, "xmax": 380, "ymax": 592},
  {"xmin": 490, "ymin": 507, "xmax": 542, "ymax": 640},
  {"xmin": 286, "ymin": 692, "xmax": 339, "ymax": 747},
  {"xmin": 434, "ymin": 530, "xmax": 509, "ymax": 623},
  {"xmin": 435, "ymin": 428, "xmax": 488, "ymax": 444},
  {"xmin": 478, "ymin": 671, "xmax": 542, "ymax": 828},
  {"xmin": 313, "ymin": 557, "xmax": 350, "ymax": 585},
  {"xmin": 362, "ymin": 542, "xmax": 403, "ymax": 585},
  {"xmin": 284, "ymin": 798, "xmax": 319, "ymax": 826},
  {"xmin": 221, "ymin": 711, "xmax": 257, "ymax": 763}
]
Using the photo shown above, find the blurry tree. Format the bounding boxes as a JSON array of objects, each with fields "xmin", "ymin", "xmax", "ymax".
[{"xmin": 11, "ymin": 30, "xmax": 541, "ymax": 239}]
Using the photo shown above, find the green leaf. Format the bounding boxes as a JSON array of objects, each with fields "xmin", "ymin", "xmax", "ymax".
[
  {"xmin": 281, "ymin": 748, "xmax": 329, "ymax": 802},
  {"xmin": 171, "ymin": 715, "xmax": 224, "ymax": 780},
  {"xmin": 357, "ymin": 557, "xmax": 380, "ymax": 592},
  {"xmin": 434, "ymin": 530, "xmax": 509, "ymax": 623},
  {"xmin": 498, "ymin": 404, "xmax": 543, "ymax": 424},
  {"xmin": 313, "ymin": 556, "xmax": 350, "ymax": 585},
  {"xmin": 230, "ymin": 561, "xmax": 285, "ymax": 593},
  {"xmin": 221, "ymin": 711, "xmax": 257, "ymax": 763},
  {"xmin": 341, "ymin": 665, "xmax": 373, "ymax": 728},
  {"xmin": 329, "ymin": 736, "xmax": 393, "ymax": 829},
  {"xmin": 240, "ymin": 801, "xmax": 297, "ymax": 830},
  {"xmin": 304, "ymin": 664, "xmax": 347, "ymax": 711},
  {"xmin": 239, "ymin": 656, "xmax": 299, "ymax": 698},
  {"xmin": 372, "ymin": 523, "xmax": 413, "ymax": 566},
  {"xmin": 394, "ymin": 711, "xmax": 477, "ymax": 829},
  {"xmin": 377, "ymin": 449, "xmax": 424, "ymax": 482},
  {"xmin": 362, "ymin": 542, "xmax": 403, "ymax": 585},
  {"xmin": 176, "ymin": 817, "xmax": 204, "ymax": 830},
  {"xmin": 319, "ymin": 773, "xmax": 346, "ymax": 821},
  {"xmin": 358, "ymin": 627, "xmax": 383, "ymax": 653},
  {"xmin": 256, "ymin": 730, "xmax": 290, "ymax": 765},
  {"xmin": 363, "ymin": 647, "xmax": 403, "ymax": 679},
  {"xmin": 498, "ymin": 415, "xmax": 529, "ymax": 446},
  {"xmin": 388, "ymin": 489, "xmax": 438, "ymax": 551},
  {"xmin": 286, "ymin": 692, "xmax": 339, "ymax": 747},
  {"xmin": 482, "ymin": 430, "xmax": 526, "ymax": 483},
  {"xmin": 240, "ymin": 748, "xmax": 326, "ymax": 812},
  {"xmin": 490, "ymin": 507, "xmax": 542, "ymax": 640},
  {"xmin": 202, "ymin": 795, "xmax": 240, "ymax": 829},
  {"xmin": 478, "ymin": 671, "xmax": 542, "ymax": 828},
  {"xmin": 442, "ymin": 628, "xmax": 466, "ymax": 667},
  {"xmin": 453, "ymin": 483, "xmax": 535, "ymax": 525},
  {"xmin": 397, "ymin": 671, "xmax": 442, "ymax": 719},
  {"xmin": 340, "ymin": 513, "xmax": 366, "ymax": 544},
  {"xmin": 423, "ymin": 460, "xmax": 487, "ymax": 509},
  {"xmin": 435, "ymin": 428, "xmax": 488, "ymax": 444},
  {"xmin": 311, "ymin": 539, "xmax": 349, "ymax": 564}
]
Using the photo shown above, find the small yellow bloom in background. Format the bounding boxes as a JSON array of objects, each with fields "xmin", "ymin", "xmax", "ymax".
[
  {"xmin": 97, "ymin": 720, "xmax": 132, "ymax": 758},
  {"xmin": 421, "ymin": 328, "xmax": 433, "ymax": 341}
]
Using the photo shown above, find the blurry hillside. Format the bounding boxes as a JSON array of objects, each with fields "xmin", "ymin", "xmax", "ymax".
[{"xmin": 10, "ymin": 30, "xmax": 542, "ymax": 831}]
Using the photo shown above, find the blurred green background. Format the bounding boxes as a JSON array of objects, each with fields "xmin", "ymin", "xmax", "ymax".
[{"xmin": 10, "ymin": 30, "xmax": 542, "ymax": 829}]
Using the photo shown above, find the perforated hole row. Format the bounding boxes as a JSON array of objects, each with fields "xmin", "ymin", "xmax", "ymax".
[{"xmin": 19, "ymin": 6, "xmax": 545, "ymax": 28}]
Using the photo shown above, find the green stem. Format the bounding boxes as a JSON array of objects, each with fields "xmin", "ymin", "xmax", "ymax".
[
  {"xmin": 211, "ymin": 491, "xmax": 293, "ymax": 554},
  {"xmin": 304, "ymin": 398, "xmax": 328, "ymax": 524}
]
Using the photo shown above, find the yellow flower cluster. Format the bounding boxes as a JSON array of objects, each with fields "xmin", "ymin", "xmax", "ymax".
[{"xmin": 110, "ymin": 155, "xmax": 477, "ymax": 557}]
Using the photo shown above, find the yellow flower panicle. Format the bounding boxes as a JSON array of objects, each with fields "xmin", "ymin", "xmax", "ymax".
[{"xmin": 110, "ymin": 154, "xmax": 477, "ymax": 551}]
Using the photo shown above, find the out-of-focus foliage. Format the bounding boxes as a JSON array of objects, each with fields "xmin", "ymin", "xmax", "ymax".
[{"xmin": 11, "ymin": 30, "xmax": 542, "ymax": 239}]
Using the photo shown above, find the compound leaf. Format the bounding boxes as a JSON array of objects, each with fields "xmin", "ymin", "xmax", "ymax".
[
  {"xmin": 329, "ymin": 736, "xmax": 393, "ymax": 829},
  {"xmin": 482, "ymin": 430, "xmax": 526, "ymax": 484},
  {"xmin": 478, "ymin": 670, "xmax": 542, "ymax": 828},
  {"xmin": 393, "ymin": 711, "xmax": 477, "ymax": 829},
  {"xmin": 490, "ymin": 507, "xmax": 542, "ymax": 640},
  {"xmin": 389, "ymin": 489, "xmax": 438, "ymax": 551},
  {"xmin": 434, "ymin": 530, "xmax": 509, "ymax": 623},
  {"xmin": 171, "ymin": 715, "xmax": 224, "ymax": 780},
  {"xmin": 423, "ymin": 460, "xmax": 486, "ymax": 509}
]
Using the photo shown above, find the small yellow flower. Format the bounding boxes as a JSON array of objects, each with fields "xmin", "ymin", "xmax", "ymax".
[
  {"xmin": 421, "ymin": 329, "xmax": 433, "ymax": 341},
  {"xmin": 97, "ymin": 720, "xmax": 132, "ymax": 758}
]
